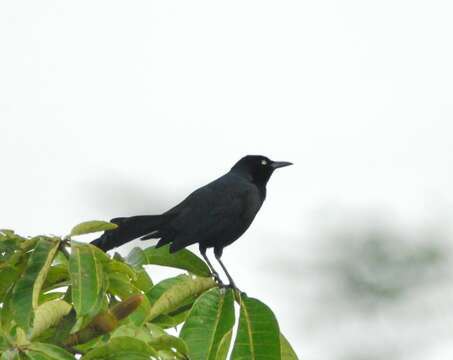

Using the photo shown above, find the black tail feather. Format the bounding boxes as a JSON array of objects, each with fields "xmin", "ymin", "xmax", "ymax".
[{"xmin": 91, "ymin": 215, "xmax": 168, "ymax": 252}]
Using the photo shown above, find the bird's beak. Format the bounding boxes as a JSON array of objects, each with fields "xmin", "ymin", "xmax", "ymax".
[{"xmin": 271, "ymin": 161, "xmax": 293, "ymax": 169}]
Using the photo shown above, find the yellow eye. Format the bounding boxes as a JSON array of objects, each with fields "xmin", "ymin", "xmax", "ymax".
[{"xmin": 261, "ymin": 159, "xmax": 268, "ymax": 165}]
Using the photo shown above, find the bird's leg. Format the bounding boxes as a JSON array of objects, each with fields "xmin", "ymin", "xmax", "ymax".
[
  {"xmin": 214, "ymin": 248, "xmax": 240, "ymax": 292},
  {"xmin": 199, "ymin": 246, "xmax": 223, "ymax": 285}
]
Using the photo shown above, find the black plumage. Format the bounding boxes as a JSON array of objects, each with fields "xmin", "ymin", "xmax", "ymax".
[{"xmin": 91, "ymin": 155, "xmax": 292, "ymax": 288}]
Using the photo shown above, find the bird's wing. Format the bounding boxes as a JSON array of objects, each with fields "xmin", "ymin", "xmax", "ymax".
[{"xmin": 166, "ymin": 174, "xmax": 262, "ymax": 252}]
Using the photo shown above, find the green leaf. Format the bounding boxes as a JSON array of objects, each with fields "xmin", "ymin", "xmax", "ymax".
[
  {"xmin": 149, "ymin": 335, "xmax": 188, "ymax": 356},
  {"xmin": 152, "ymin": 308, "xmax": 191, "ymax": 329},
  {"xmin": 81, "ymin": 336, "xmax": 157, "ymax": 359},
  {"xmin": 231, "ymin": 296, "xmax": 281, "ymax": 360},
  {"xmin": 180, "ymin": 288, "xmax": 235, "ymax": 360},
  {"xmin": 43, "ymin": 264, "xmax": 69, "ymax": 290},
  {"xmin": 107, "ymin": 272, "xmax": 151, "ymax": 326},
  {"xmin": 280, "ymin": 334, "xmax": 299, "ymax": 360},
  {"xmin": 38, "ymin": 292, "xmax": 65, "ymax": 304},
  {"xmin": 52, "ymin": 251, "xmax": 69, "ymax": 266},
  {"xmin": 110, "ymin": 324, "xmax": 153, "ymax": 343},
  {"xmin": 108, "ymin": 272, "xmax": 138, "ymax": 298},
  {"xmin": 0, "ymin": 266, "xmax": 19, "ymax": 302},
  {"xmin": 0, "ymin": 230, "xmax": 26, "ymax": 265},
  {"xmin": 105, "ymin": 260, "xmax": 136, "ymax": 280},
  {"xmin": 144, "ymin": 323, "xmax": 167, "ymax": 337},
  {"xmin": 69, "ymin": 243, "xmax": 107, "ymax": 318},
  {"xmin": 48, "ymin": 310, "xmax": 77, "ymax": 347},
  {"xmin": 146, "ymin": 277, "xmax": 183, "ymax": 306},
  {"xmin": 146, "ymin": 275, "xmax": 216, "ymax": 321},
  {"xmin": 9, "ymin": 237, "xmax": 60, "ymax": 333},
  {"xmin": 25, "ymin": 342, "xmax": 74, "ymax": 360},
  {"xmin": 71, "ymin": 336, "xmax": 105, "ymax": 355},
  {"xmin": 216, "ymin": 330, "xmax": 233, "ymax": 360},
  {"xmin": 127, "ymin": 245, "xmax": 211, "ymax": 277},
  {"xmin": 133, "ymin": 269, "xmax": 153, "ymax": 293},
  {"xmin": 70, "ymin": 221, "xmax": 118, "ymax": 237},
  {"xmin": 0, "ymin": 350, "xmax": 21, "ymax": 360},
  {"xmin": 31, "ymin": 300, "xmax": 72, "ymax": 339},
  {"xmin": 0, "ymin": 333, "xmax": 9, "ymax": 352}
]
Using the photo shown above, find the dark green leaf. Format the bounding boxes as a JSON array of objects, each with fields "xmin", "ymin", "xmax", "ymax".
[
  {"xmin": 180, "ymin": 288, "xmax": 235, "ymax": 360},
  {"xmin": 0, "ymin": 266, "xmax": 19, "ymax": 302},
  {"xmin": 49, "ymin": 310, "xmax": 77, "ymax": 347},
  {"xmin": 0, "ymin": 230, "xmax": 26, "ymax": 265},
  {"xmin": 10, "ymin": 237, "xmax": 60, "ymax": 333},
  {"xmin": 231, "ymin": 296, "xmax": 281, "ymax": 360}
]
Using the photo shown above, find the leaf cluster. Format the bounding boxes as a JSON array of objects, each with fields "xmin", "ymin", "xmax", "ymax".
[{"xmin": 0, "ymin": 222, "xmax": 297, "ymax": 359}]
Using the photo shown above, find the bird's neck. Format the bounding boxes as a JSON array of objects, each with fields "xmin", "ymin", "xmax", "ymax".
[
  {"xmin": 231, "ymin": 169, "xmax": 268, "ymax": 200},
  {"xmin": 256, "ymin": 183, "xmax": 267, "ymax": 200}
]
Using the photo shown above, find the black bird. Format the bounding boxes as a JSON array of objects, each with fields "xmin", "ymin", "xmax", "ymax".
[{"xmin": 91, "ymin": 155, "xmax": 292, "ymax": 288}]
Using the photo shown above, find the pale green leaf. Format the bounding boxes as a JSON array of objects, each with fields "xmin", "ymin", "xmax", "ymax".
[
  {"xmin": 31, "ymin": 300, "xmax": 72, "ymax": 339},
  {"xmin": 70, "ymin": 221, "xmax": 117, "ymax": 237},
  {"xmin": 146, "ymin": 275, "xmax": 216, "ymax": 321},
  {"xmin": 280, "ymin": 333, "xmax": 299, "ymax": 360}
]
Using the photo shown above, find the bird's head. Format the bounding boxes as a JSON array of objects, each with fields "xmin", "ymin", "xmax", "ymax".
[{"xmin": 231, "ymin": 155, "xmax": 293, "ymax": 186}]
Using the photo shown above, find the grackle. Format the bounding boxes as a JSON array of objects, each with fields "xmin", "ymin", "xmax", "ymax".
[{"xmin": 91, "ymin": 155, "xmax": 292, "ymax": 289}]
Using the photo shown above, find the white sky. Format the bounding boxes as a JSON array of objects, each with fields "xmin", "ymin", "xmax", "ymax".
[{"xmin": 1, "ymin": 1, "xmax": 453, "ymax": 358}]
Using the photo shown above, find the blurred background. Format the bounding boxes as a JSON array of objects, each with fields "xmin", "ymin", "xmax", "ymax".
[{"xmin": 1, "ymin": 1, "xmax": 453, "ymax": 358}]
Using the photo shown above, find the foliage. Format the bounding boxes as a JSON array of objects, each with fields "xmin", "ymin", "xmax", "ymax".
[{"xmin": 0, "ymin": 222, "xmax": 298, "ymax": 359}]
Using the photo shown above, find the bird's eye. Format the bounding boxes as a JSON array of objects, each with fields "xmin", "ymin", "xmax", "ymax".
[{"xmin": 261, "ymin": 159, "xmax": 268, "ymax": 165}]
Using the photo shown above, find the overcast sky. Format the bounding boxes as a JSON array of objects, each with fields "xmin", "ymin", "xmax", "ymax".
[{"xmin": 1, "ymin": 1, "xmax": 453, "ymax": 358}]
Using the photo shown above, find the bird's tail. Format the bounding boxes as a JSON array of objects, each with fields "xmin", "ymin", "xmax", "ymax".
[{"xmin": 90, "ymin": 215, "xmax": 170, "ymax": 252}]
